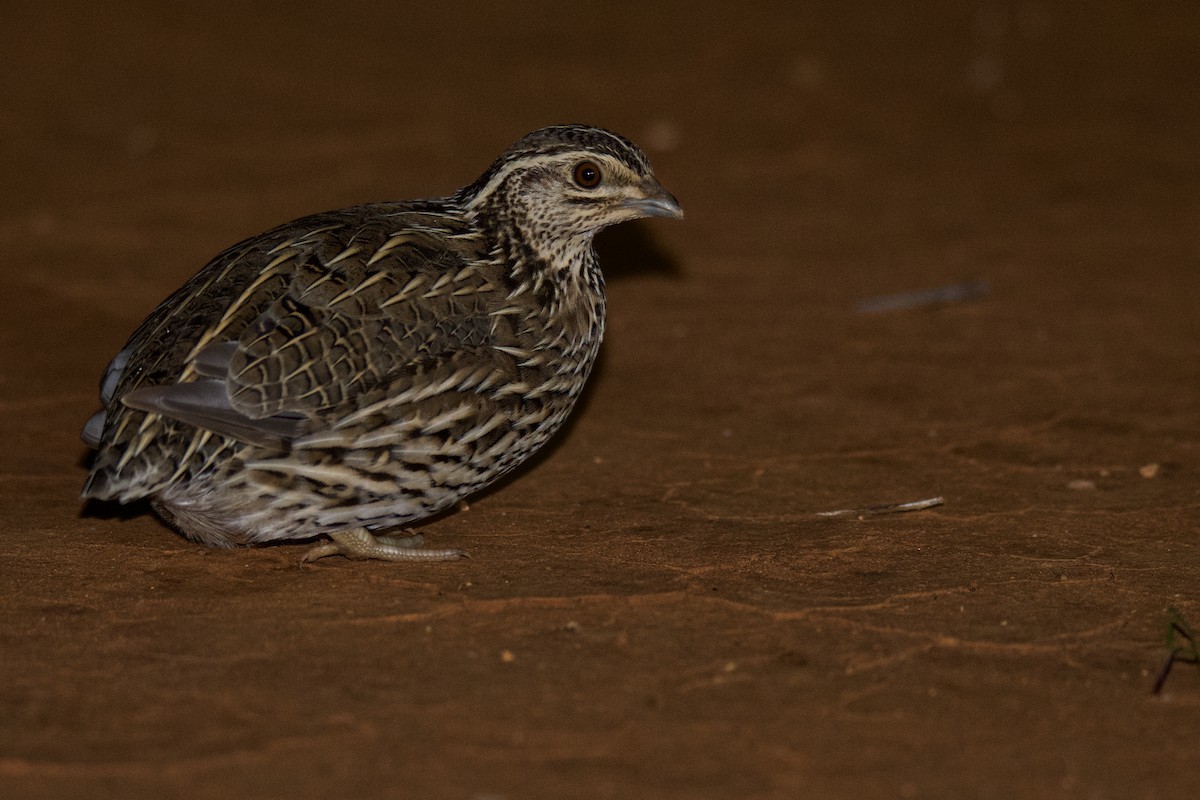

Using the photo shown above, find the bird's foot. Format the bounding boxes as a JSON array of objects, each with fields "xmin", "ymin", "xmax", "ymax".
[{"xmin": 302, "ymin": 528, "xmax": 469, "ymax": 563}]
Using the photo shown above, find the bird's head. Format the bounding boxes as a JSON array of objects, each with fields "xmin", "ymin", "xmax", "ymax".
[{"xmin": 458, "ymin": 125, "xmax": 683, "ymax": 245}]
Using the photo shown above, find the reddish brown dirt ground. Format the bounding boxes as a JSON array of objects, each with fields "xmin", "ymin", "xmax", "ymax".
[{"xmin": 3, "ymin": 2, "xmax": 1199, "ymax": 798}]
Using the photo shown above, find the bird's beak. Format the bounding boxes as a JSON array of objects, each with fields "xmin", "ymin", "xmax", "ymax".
[{"xmin": 621, "ymin": 179, "xmax": 684, "ymax": 220}]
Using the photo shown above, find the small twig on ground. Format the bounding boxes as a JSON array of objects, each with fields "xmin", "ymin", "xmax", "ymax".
[
  {"xmin": 815, "ymin": 496, "xmax": 945, "ymax": 518},
  {"xmin": 855, "ymin": 280, "xmax": 990, "ymax": 314},
  {"xmin": 1152, "ymin": 606, "xmax": 1199, "ymax": 695}
]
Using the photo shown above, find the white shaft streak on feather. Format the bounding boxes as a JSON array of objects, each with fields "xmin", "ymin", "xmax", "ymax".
[
  {"xmin": 297, "ymin": 269, "xmax": 338, "ymax": 298},
  {"xmin": 268, "ymin": 224, "xmax": 342, "ymax": 254},
  {"xmin": 366, "ymin": 233, "xmax": 415, "ymax": 266},
  {"xmin": 421, "ymin": 271, "xmax": 454, "ymax": 298},
  {"xmin": 456, "ymin": 365, "xmax": 492, "ymax": 392},
  {"xmin": 458, "ymin": 413, "xmax": 505, "ymax": 444},
  {"xmin": 243, "ymin": 460, "xmax": 397, "ymax": 494},
  {"xmin": 353, "ymin": 422, "xmax": 424, "ymax": 448},
  {"xmin": 475, "ymin": 370, "xmax": 504, "ymax": 392},
  {"xmin": 165, "ymin": 429, "xmax": 215, "ymax": 484},
  {"xmin": 421, "ymin": 403, "xmax": 476, "ymax": 434},
  {"xmin": 493, "ymin": 345, "xmax": 532, "ymax": 359},
  {"xmin": 323, "ymin": 244, "xmax": 363, "ymax": 268},
  {"xmin": 491, "ymin": 381, "xmax": 531, "ymax": 399},
  {"xmin": 380, "ymin": 275, "xmax": 427, "ymax": 308},
  {"xmin": 293, "ymin": 427, "xmax": 368, "ymax": 448},
  {"xmin": 132, "ymin": 245, "xmax": 256, "ymax": 380},
  {"xmin": 117, "ymin": 427, "xmax": 159, "ymax": 473},
  {"xmin": 190, "ymin": 251, "xmax": 297, "ymax": 359},
  {"xmin": 326, "ymin": 265, "xmax": 387, "ymax": 306},
  {"xmin": 331, "ymin": 367, "xmax": 474, "ymax": 430},
  {"xmin": 112, "ymin": 417, "xmax": 146, "ymax": 472},
  {"xmin": 405, "ymin": 371, "xmax": 471, "ymax": 405},
  {"xmin": 478, "ymin": 431, "xmax": 519, "ymax": 460},
  {"xmin": 166, "ymin": 247, "xmax": 257, "ymax": 382},
  {"xmin": 511, "ymin": 409, "xmax": 549, "ymax": 428}
]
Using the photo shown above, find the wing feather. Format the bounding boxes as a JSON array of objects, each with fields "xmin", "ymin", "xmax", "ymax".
[{"xmin": 108, "ymin": 210, "xmax": 515, "ymax": 450}]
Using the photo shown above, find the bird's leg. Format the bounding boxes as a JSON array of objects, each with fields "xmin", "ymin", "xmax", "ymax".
[{"xmin": 302, "ymin": 528, "xmax": 468, "ymax": 563}]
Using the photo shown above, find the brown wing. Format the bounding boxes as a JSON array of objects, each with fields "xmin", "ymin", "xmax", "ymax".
[{"xmin": 118, "ymin": 208, "xmax": 516, "ymax": 450}]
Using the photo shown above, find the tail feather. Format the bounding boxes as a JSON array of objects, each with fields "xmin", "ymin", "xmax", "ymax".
[
  {"xmin": 81, "ymin": 410, "xmax": 105, "ymax": 449},
  {"xmin": 100, "ymin": 346, "xmax": 132, "ymax": 405}
]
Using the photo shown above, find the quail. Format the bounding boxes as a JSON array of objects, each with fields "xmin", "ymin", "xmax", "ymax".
[{"xmin": 81, "ymin": 125, "xmax": 682, "ymax": 562}]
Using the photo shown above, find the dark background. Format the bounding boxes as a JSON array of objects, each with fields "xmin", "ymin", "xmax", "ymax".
[{"xmin": 3, "ymin": 2, "xmax": 1198, "ymax": 797}]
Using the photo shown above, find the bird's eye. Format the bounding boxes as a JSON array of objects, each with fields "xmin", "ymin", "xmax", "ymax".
[{"xmin": 573, "ymin": 161, "xmax": 602, "ymax": 189}]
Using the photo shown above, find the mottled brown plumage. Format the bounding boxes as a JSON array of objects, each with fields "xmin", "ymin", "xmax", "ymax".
[{"xmin": 81, "ymin": 125, "xmax": 682, "ymax": 561}]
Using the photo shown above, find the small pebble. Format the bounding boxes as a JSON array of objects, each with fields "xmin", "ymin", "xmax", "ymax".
[{"xmin": 1139, "ymin": 463, "xmax": 1160, "ymax": 479}]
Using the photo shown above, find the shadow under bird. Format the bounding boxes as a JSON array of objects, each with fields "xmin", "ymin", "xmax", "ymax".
[{"xmin": 81, "ymin": 125, "xmax": 682, "ymax": 562}]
